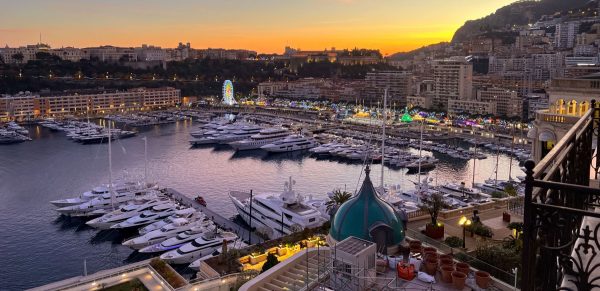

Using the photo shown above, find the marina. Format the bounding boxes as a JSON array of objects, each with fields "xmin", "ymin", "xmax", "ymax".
[{"xmin": 0, "ymin": 117, "xmax": 524, "ymax": 290}]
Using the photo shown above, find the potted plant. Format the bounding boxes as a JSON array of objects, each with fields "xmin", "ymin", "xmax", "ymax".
[
  {"xmin": 456, "ymin": 262, "xmax": 470, "ymax": 275},
  {"xmin": 419, "ymin": 193, "xmax": 449, "ymax": 239}
]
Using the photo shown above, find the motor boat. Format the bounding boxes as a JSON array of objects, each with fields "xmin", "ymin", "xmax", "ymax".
[
  {"xmin": 110, "ymin": 202, "xmax": 180, "ymax": 229},
  {"xmin": 160, "ymin": 230, "xmax": 238, "ymax": 264},
  {"xmin": 229, "ymin": 177, "xmax": 327, "ymax": 239},
  {"xmin": 138, "ymin": 222, "xmax": 216, "ymax": 253},
  {"xmin": 122, "ymin": 218, "xmax": 211, "ymax": 249},
  {"xmin": 85, "ymin": 197, "xmax": 171, "ymax": 229},
  {"xmin": 213, "ymin": 125, "xmax": 263, "ymax": 144},
  {"xmin": 260, "ymin": 135, "xmax": 318, "ymax": 153}
]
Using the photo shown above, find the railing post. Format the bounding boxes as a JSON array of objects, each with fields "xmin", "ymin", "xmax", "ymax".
[
  {"xmin": 593, "ymin": 99, "xmax": 599, "ymax": 180},
  {"xmin": 522, "ymin": 160, "xmax": 536, "ymax": 291}
]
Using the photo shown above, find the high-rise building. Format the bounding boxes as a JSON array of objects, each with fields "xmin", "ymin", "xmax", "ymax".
[
  {"xmin": 432, "ymin": 58, "xmax": 473, "ymax": 110},
  {"xmin": 364, "ymin": 71, "xmax": 412, "ymax": 107}
]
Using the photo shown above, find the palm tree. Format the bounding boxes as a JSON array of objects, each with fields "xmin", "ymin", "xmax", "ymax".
[{"xmin": 325, "ymin": 189, "xmax": 353, "ymax": 213}]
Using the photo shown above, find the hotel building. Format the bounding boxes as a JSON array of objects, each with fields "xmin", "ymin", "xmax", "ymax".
[{"xmin": 432, "ymin": 58, "xmax": 473, "ymax": 110}]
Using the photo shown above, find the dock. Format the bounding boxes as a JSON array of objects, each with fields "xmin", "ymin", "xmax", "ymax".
[{"xmin": 166, "ymin": 188, "xmax": 264, "ymax": 245}]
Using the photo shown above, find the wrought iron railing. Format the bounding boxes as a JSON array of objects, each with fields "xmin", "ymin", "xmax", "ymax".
[{"xmin": 522, "ymin": 100, "xmax": 600, "ymax": 291}]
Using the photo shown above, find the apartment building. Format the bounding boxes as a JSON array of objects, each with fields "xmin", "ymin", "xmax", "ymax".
[{"xmin": 477, "ymin": 87, "xmax": 523, "ymax": 118}]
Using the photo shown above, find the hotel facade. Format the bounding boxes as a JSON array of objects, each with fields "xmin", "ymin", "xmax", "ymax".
[{"xmin": 0, "ymin": 87, "xmax": 180, "ymax": 121}]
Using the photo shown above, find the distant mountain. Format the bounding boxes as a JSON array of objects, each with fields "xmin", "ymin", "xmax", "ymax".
[{"xmin": 452, "ymin": 0, "xmax": 592, "ymax": 43}]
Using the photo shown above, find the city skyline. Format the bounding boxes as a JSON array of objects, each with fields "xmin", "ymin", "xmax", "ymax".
[{"xmin": 1, "ymin": 0, "xmax": 515, "ymax": 55}]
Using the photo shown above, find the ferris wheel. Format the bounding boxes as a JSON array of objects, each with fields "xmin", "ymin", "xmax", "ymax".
[{"xmin": 222, "ymin": 80, "xmax": 236, "ymax": 105}]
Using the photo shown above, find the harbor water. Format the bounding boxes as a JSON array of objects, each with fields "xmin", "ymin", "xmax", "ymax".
[{"xmin": 0, "ymin": 120, "xmax": 523, "ymax": 290}]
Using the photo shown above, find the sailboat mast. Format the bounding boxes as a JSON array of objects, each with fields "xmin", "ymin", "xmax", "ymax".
[
  {"xmin": 144, "ymin": 136, "xmax": 148, "ymax": 186},
  {"xmin": 108, "ymin": 120, "xmax": 114, "ymax": 210},
  {"xmin": 508, "ymin": 123, "xmax": 515, "ymax": 180},
  {"xmin": 472, "ymin": 144, "xmax": 477, "ymax": 187},
  {"xmin": 417, "ymin": 118, "xmax": 424, "ymax": 184},
  {"xmin": 381, "ymin": 88, "xmax": 387, "ymax": 188}
]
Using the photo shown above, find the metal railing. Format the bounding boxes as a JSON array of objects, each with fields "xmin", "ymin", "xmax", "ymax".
[{"xmin": 522, "ymin": 100, "xmax": 600, "ymax": 291}]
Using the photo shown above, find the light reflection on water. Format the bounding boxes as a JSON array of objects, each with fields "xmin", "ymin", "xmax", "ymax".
[{"xmin": 0, "ymin": 120, "xmax": 524, "ymax": 290}]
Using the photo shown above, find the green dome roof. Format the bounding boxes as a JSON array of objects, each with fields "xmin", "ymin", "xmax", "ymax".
[{"xmin": 329, "ymin": 166, "xmax": 405, "ymax": 245}]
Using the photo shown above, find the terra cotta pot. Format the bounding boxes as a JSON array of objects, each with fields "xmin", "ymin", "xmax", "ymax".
[
  {"xmin": 441, "ymin": 265, "xmax": 454, "ymax": 283},
  {"xmin": 456, "ymin": 262, "xmax": 470, "ymax": 275},
  {"xmin": 475, "ymin": 271, "xmax": 491, "ymax": 288},
  {"xmin": 424, "ymin": 257, "xmax": 438, "ymax": 276},
  {"xmin": 452, "ymin": 271, "xmax": 467, "ymax": 289}
]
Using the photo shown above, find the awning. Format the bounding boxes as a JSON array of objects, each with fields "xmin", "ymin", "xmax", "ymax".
[{"xmin": 539, "ymin": 131, "xmax": 556, "ymax": 142}]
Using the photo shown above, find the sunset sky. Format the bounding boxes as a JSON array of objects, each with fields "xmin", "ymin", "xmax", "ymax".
[{"xmin": 1, "ymin": 0, "xmax": 515, "ymax": 55}]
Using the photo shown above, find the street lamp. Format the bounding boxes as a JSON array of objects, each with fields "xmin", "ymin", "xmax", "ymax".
[{"xmin": 458, "ymin": 216, "xmax": 472, "ymax": 249}]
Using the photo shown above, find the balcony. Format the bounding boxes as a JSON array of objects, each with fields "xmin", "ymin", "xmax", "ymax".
[
  {"xmin": 535, "ymin": 110, "xmax": 583, "ymax": 124},
  {"xmin": 522, "ymin": 100, "xmax": 600, "ymax": 290}
]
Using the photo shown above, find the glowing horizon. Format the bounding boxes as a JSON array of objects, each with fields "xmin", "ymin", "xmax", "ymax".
[{"xmin": 0, "ymin": 0, "xmax": 515, "ymax": 55}]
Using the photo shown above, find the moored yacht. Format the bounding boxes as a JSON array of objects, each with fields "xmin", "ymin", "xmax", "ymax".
[
  {"xmin": 110, "ymin": 202, "xmax": 181, "ymax": 229},
  {"xmin": 188, "ymin": 240, "xmax": 248, "ymax": 270},
  {"xmin": 214, "ymin": 125, "xmax": 263, "ymax": 144},
  {"xmin": 160, "ymin": 230, "xmax": 238, "ymax": 264},
  {"xmin": 122, "ymin": 218, "xmax": 211, "ymax": 249},
  {"xmin": 228, "ymin": 127, "xmax": 290, "ymax": 151},
  {"xmin": 85, "ymin": 197, "xmax": 171, "ymax": 229},
  {"xmin": 50, "ymin": 181, "xmax": 149, "ymax": 208},
  {"xmin": 229, "ymin": 177, "xmax": 327, "ymax": 239},
  {"xmin": 55, "ymin": 188, "xmax": 163, "ymax": 217},
  {"xmin": 138, "ymin": 222, "xmax": 216, "ymax": 253},
  {"xmin": 260, "ymin": 135, "xmax": 318, "ymax": 153},
  {"xmin": 138, "ymin": 208, "xmax": 200, "ymax": 235}
]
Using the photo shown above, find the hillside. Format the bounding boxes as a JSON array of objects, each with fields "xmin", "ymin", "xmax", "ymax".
[{"xmin": 451, "ymin": 0, "xmax": 592, "ymax": 43}]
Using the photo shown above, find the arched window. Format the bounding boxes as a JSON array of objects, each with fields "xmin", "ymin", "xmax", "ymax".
[{"xmin": 567, "ymin": 100, "xmax": 578, "ymax": 115}]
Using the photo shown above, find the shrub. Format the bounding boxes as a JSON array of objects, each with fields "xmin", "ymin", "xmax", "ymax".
[
  {"xmin": 474, "ymin": 244, "xmax": 520, "ymax": 272},
  {"xmin": 261, "ymin": 253, "xmax": 279, "ymax": 273},
  {"xmin": 444, "ymin": 236, "xmax": 464, "ymax": 248},
  {"xmin": 466, "ymin": 222, "xmax": 493, "ymax": 238}
]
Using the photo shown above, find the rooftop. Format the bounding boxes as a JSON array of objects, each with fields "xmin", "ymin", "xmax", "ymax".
[{"xmin": 335, "ymin": 236, "xmax": 374, "ymax": 256}]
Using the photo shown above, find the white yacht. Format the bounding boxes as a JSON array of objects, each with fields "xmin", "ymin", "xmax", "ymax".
[
  {"xmin": 229, "ymin": 177, "xmax": 327, "ymax": 239},
  {"xmin": 85, "ymin": 197, "xmax": 171, "ymax": 229},
  {"xmin": 260, "ymin": 135, "xmax": 318, "ymax": 153},
  {"xmin": 138, "ymin": 222, "xmax": 216, "ymax": 253},
  {"xmin": 188, "ymin": 240, "xmax": 248, "ymax": 270},
  {"xmin": 55, "ymin": 188, "xmax": 162, "ymax": 217},
  {"xmin": 123, "ymin": 218, "xmax": 211, "ymax": 249},
  {"xmin": 138, "ymin": 208, "xmax": 200, "ymax": 235},
  {"xmin": 110, "ymin": 202, "xmax": 180, "ymax": 229},
  {"xmin": 437, "ymin": 183, "xmax": 491, "ymax": 202},
  {"xmin": 50, "ymin": 181, "xmax": 149, "ymax": 208},
  {"xmin": 228, "ymin": 127, "xmax": 290, "ymax": 151},
  {"xmin": 160, "ymin": 230, "xmax": 238, "ymax": 264},
  {"xmin": 214, "ymin": 125, "xmax": 263, "ymax": 144}
]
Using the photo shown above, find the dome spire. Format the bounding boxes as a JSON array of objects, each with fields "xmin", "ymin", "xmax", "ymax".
[{"xmin": 365, "ymin": 164, "xmax": 371, "ymax": 176}]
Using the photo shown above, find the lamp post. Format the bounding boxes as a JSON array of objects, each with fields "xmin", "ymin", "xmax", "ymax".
[{"xmin": 458, "ymin": 216, "xmax": 472, "ymax": 249}]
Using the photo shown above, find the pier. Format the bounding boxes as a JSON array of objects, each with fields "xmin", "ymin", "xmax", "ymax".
[{"xmin": 166, "ymin": 188, "xmax": 264, "ymax": 245}]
